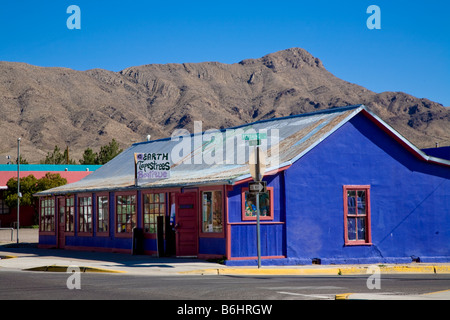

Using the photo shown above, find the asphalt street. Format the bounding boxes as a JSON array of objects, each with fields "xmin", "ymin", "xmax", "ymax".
[
  {"xmin": 1, "ymin": 228, "xmax": 450, "ymax": 301},
  {"xmin": 1, "ymin": 270, "xmax": 450, "ymax": 300}
]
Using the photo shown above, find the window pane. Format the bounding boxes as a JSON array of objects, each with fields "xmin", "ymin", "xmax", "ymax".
[
  {"xmin": 357, "ymin": 217, "xmax": 366, "ymax": 240},
  {"xmin": 213, "ymin": 191, "xmax": 223, "ymax": 232},
  {"xmin": 347, "ymin": 191, "xmax": 356, "ymax": 215},
  {"xmin": 259, "ymin": 192, "xmax": 270, "ymax": 216},
  {"xmin": 245, "ymin": 192, "xmax": 257, "ymax": 217},
  {"xmin": 357, "ymin": 191, "xmax": 366, "ymax": 215},
  {"xmin": 347, "ymin": 218, "xmax": 356, "ymax": 240}
]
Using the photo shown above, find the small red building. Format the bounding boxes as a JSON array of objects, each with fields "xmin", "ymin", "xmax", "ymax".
[{"xmin": 0, "ymin": 164, "xmax": 101, "ymax": 227}]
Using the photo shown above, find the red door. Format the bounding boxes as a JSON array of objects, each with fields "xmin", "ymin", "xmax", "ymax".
[
  {"xmin": 57, "ymin": 197, "xmax": 65, "ymax": 249},
  {"xmin": 175, "ymin": 192, "xmax": 198, "ymax": 257}
]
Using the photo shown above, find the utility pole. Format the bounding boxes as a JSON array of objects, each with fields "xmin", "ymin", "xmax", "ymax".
[{"xmin": 17, "ymin": 137, "xmax": 21, "ymax": 244}]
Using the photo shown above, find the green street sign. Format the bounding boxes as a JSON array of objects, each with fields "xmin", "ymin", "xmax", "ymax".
[{"xmin": 242, "ymin": 133, "xmax": 267, "ymax": 141}]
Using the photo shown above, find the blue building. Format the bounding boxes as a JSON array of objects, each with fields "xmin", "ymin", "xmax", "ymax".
[{"xmin": 35, "ymin": 105, "xmax": 450, "ymax": 265}]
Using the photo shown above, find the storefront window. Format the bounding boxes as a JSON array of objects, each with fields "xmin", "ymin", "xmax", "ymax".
[
  {"xmin": 202, "ymin": 191, "xmax": 223, "ymax": 233},
  {"xmin": 116, "ymin": 194, "xmax": 136, "ymax": 233},
  {"xmin": 65, "ymin": 196, "xmax": 75, "ymax": 232},
  {"xmin": 97, "ymin": 195, "xmax": 109, "ymax": 234},
  {"xmin": 40, "ymin": 197, "xmax": 55, "ymax": 232},
  {"xmin": 143, "ymin": 192, "xmax": 165, "ymax": 234},
  {"xmin": 0, "ymin": 197, "xmax": 10, "ymax": 215},
  {"xmin": 78, "ymin": 196, "xmax": 92, "ymax": 233}
]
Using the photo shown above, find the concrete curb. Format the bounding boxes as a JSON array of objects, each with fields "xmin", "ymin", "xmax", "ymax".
[
  {"xmin": 179, "ymin": 265, "xmax": 450, "ymax": 276},
  {"xmin": 24, "ymin": 265, "xmax": 126, "ymax": 273},
  {"xmin": 0, "ymin": 255, "xmax": 17, "ymax": 260},
  {"xmin": 335, "ymin": 289, "xmax": 450, "ymax": 300}
]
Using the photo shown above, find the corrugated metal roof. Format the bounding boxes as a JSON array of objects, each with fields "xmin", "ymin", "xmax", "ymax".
[
  {"xmin": 37, "ymin": 104, "xmax": 449, "ymax": 196},
  {"xmin": 36, "ymin": 105, "xmax": 364, "ymax": 195},
  {"xmin": 0, "ymin": 164, "xmax": 102, "ymax": 172}
]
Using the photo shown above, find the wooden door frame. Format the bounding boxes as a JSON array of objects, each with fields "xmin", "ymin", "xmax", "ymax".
[
  {"xmin": 57, "ymin": 196, "xmax": 66, "ymax": 249},
  {"xmin": 175, "ymin": 191, "xmax": 198, "ymax": 257}
]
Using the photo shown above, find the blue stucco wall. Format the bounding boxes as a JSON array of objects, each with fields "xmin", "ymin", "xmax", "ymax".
[
  {"xmin": 199, "ymin": 237, "xmax": 226, "ymax": 256},
  {"xmin": 284, "ymin": 113, "xmax": 450, "ymax": 264},
  {"xmin": 227, "ymin": 173, "xmax": 286, "ymax": 261}
]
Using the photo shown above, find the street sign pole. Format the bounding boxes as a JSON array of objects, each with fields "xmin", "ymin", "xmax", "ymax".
[
  {"xmin": 17, "ymin": 137, "xmax": 21, "ymax": 244},
  {"xmin": 243, "ymin": 132, "xmax": 267, "ymax": 269},
  {"xmin": 255, "ymin": 146, "xmax": 261, "ymax": 268}
]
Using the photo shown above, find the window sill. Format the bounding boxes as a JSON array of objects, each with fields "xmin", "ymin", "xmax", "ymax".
[
  {"xmin": 39, "ymin": 231, "xmax": 56, "ymax": 236},
  {"xmin": 242, "ymin": 216, "xmax": 274, "ymax": 222},
  {"xmin": 77, "ymin": 232, "xmax": 93, "ymax": 237},
  {"xmin": 199, "ymin": 232, "xmax": 225, "ymax": 238},
  {"xmin": 114, "ymin": 232, "xmax": 132, "ymax": 238},
  {"xmin": 344, "ymin": 242, "xmax": 373, "ymax": 246}
]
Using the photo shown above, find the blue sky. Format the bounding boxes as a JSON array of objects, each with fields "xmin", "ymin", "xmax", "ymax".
[{"xmin": 0, "ymin": 0, "xmax": 449, "ymax": 106}]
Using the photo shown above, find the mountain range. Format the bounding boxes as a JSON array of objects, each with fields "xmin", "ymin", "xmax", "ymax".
[{"xmin": 0, "ymin": 47, "xmax": 448, "ymax": 163}]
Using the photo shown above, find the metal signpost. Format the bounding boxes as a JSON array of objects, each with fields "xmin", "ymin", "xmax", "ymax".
[
  {"xmin": 242, "ymin": 133, "xmax": 267, "ymax": 268},
  {"xmin": 17, "ymin": 138, "xmax": 21, "ymax": 244}
]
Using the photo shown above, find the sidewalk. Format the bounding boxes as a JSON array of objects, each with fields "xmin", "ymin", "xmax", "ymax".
[
  {"xmin": 2, "ymin": 241, "xmax": 450, "ymax": 276},
  {"xmin": 1, "ymin": 229, "xmax": 450, "ymax": 299},
  {"xmin": 1, "ymin": 228, "xmax": 450, "ymax": 276},
  {"xmin": 0, "ymin": 244, "xmax": 222, "ymax": 276}
]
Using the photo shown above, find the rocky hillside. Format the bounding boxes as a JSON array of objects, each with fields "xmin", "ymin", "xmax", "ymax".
[{"xmin": 0, "ymin": 48, "xmax": 448, "ymax": 163}]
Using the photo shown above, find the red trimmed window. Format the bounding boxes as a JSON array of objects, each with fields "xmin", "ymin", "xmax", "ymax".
[
  {"xmin": 241, "ymin": 187, "xmax": 274, "ymax": 221},
  {"xmin": 201, "ymin": 190, "xmax": 223, "ymax": 233},
  {"xmin": 143, "ymin": 192, "xmax": 165, "ymax": 234},
  {"xmin": 116, "ymin": 194, "xmax": 136, "ymax": 234},
  {"xmin": 65, "ymin": 196, "xmax": 75, "ymax": 233},
  {"xmin": 40, "ymin": 197, "xmax": 55, "ymax": 232},
  {"xmin": 0, "ymin": 197, "xmax": 10, "ymax": 215},
  {"xmin": 78, "ymin": 196, "xmax": 93, "ymax": 234},
  {"xmin": 344, "ymin": 186, "xmax": 372, "ymax": 245},
  {"xmin": 97, "ymin": 195, "xmax": 109, "ymax": 235}
]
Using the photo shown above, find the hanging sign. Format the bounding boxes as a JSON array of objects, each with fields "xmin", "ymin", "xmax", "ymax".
[{"xmin": 134, "ymin": 152, "xmax": 171, "ymax": 185}]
